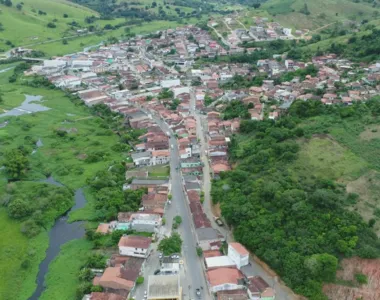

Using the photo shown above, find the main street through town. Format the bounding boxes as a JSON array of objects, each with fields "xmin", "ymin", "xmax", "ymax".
[
  {"xmin": 133, "ymin": 106, "xmax": 211, "ymax": 300},
  {"xmin": 189, "ymin": 88, "xmax": 296, "ymax": 300}
]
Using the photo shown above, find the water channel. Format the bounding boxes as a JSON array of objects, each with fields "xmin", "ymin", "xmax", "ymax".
[
  {"xmin": 0, "ymin": 94, "xmax": 50, "ymax": 118},
  {"xmin": 28, "ymin": 177, "xmax": 87, "ymax": 300}
]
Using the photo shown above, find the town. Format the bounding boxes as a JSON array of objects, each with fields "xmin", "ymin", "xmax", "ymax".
[{"xmin": 21, "ymin": 23, "xmax": 380, "ymax": 300}]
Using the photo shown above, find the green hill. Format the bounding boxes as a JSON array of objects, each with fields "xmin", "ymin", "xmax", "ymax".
[
  {"xmin": 261, "ymin": 0, "xmax": 380, "ymax": 29},
  {"xmin": 0, "ymin": 0, "xmax": 98, "ymax": 52}
]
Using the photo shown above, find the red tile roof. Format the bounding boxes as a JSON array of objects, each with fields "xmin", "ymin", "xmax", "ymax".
[
  {"xmin": 229, "ymin": 242, "xmax": 249, "ymax": 256},
  {"xmin": 118, "ymin": 235, "xmax": 152, "ymax": 249}
]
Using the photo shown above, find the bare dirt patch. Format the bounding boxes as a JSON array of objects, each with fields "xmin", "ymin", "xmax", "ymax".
[
  {"xmin": 359, "ymin": 125, "xmax": 380, "ymax": 141},
  {"xmin": 346, "ymin": 170, "xmax": 380, "ymax": 235},
  {"xmin": 76, "ymin": 153, "xmax": 87, "ymax": 160},
  {"xmin": 323, "ymin": 257, "xmax": 380, "ymax": 300}
]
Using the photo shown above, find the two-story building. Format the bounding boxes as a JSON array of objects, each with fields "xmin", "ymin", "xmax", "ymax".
[
  {"xmin": 118, "ymin": 235, "xmax": 152, "ymax": 258},
  {"xmin": 228, "ymin": 243, "xmax": 249, "ymax": 270}
]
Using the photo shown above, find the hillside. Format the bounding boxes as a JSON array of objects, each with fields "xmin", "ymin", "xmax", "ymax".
[
  {"xmin": 0, "ymin": 0, "xmax": 98, "ymax": 52},
  {"xmin": 261, "ymin": 0, "xmax": 380, "ymax": 29},
  {"xmin": 212, "ymin": 99, "xmax": 380, "ymax": 299}
]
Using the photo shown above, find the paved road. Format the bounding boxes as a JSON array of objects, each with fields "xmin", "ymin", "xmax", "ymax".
[
  {"xmin": 188, "ymin": 89, "xmax": 296, "ymax": 300},
  {"xmin": 141, "ymin": 111, "xmax": 211, "ymax": 300}
]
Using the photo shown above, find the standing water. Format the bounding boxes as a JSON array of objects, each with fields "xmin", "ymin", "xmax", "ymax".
[{"xmin": 28, "ymin": 177, "xmax": 87, "ymax": 300}]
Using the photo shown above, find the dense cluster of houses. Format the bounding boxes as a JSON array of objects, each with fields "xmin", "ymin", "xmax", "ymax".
[
  {"xmin": 23, "ymin": 22, "xmax": 380, "ymax": 300},
  {"xmin": 203, "ymin": 242, "xmax": 275, "ymax": 300}
]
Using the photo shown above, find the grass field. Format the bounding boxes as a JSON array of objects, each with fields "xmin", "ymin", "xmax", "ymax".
[
  {"xmin": 0, "ymin": 0, "xmax": 98, "ymax": 51},
  {"xmin": 0, "ymin": 80, "xmax": 126, "ymax": 189},
  {"xmin": 0, "ymin": 67, "xmax": 130, "ymax": 298},
  {"xmin": 261, "ymin": 0, "xmax": 380, "ymax": 29},
  {"xmin": 0, "ymin": 209, "xmax": 49, "ymax": 300},
  {"xmin": 294, "ymin": 136, "xmax": 368, "ymax": 182},
  {"xmin": 39, "ymin": 239, "xmax": 93, "ymax": 300}
]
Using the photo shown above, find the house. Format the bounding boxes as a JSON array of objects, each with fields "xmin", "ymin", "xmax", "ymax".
[
  {"xmin": 83, "ymin": 292, "xmax": 125, "ymax": 300},
  {"xmin": 284, "ymin": 60, "xmax": 294, "ymax": 69},
  {"xmin": 205, "ymin": 256, "xmax": 236, "ymax": 270},
  {"xmin": 98, "ymin": 257, "xmax": 144, "ymax": 296},
  {"xmin": 228, "ymin": 243, "xmax": 249, "ymax": 270},
  {"xmin": 118, "ymin": 235, "xmax": 152, "ymax": 258},
  {"xmin": 196, "ymin": 227, "xmax": 224, "ymax": 250},
  {"xmin": 160, "ymin": 256, "xmax": 180, "ymax": 275},
  {"xmin": 216, "ymin": 289, "xmax": 249, "ymax": 300},
  {"xmin": 131, "ymin": 152, "xmax": 152, "ymax": 166},
  {"xmin": 141, "ymin": 193, "xmax": 168, "ymax": 210},
  {"xmin": 206, "ymin": 267, "xmax": 245, "ymax": 293},
  {"xmin": 147, "ymin": 275, "xmax": 181, "ymax": 300},
  {"xmin": 185, "ymin": 181, "xmax": 201, "ymax": 192},
  {"xmin": 130, "ymin": 213, "xmax": 161, "ymax": 232},
  {"xmin": 180, "ymin": 158, "xmax": 203, "ymax": 168},
  {"xmin": 129, "ymin": 179, "xmax": 169, "ymax": 190},
  {"xmin": 247, "ymin": 276, "xmax": 275, "ymax": 300},
  {"xmin": 151, "ymin": 150, "xmax": 170, "ymax": 165},
  {"xmin": 96, "ymin": 223, "xmax": 111, "ymax": 234}
]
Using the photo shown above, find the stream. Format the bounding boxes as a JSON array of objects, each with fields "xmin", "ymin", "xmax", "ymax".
[{"xmin": 28, "ymin": 177, "xmax": 87, "ymax": 300}]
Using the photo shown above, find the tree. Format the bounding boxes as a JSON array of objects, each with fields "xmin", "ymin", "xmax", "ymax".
[
  {"xmin": 47, "ymin": 22, "xmax": 56, "ymax": 28},
  {"xmin": 16, "ymin": 3, "xmax": 22, "ymax": 10},
  {"xmin": 304, "ymin": 253, "xmax": 338, "ymax": 283},
  {"xmin": 3, "ymin": 149, "xmax": 29, "ymax": 180},
  {"xmin": 63, "ymin": 13, "xmax": 68, "ymax": 18},
  {"xmin": 158, "ymin": 233, "xmax": 182, "ymax": 256},
  {"xmin": 196, "ymin": 247, "xmax": 203, "ymax": 257},
  {"xmin": 136, "ymin": 276, "xmax": 144, "ymax": 284},
  {"xmin": 4, "ymin": 0, "xmax": 12, "ymax": 7},
  {"xmin": 174, "ymin": 215, "xmax": 182, "ymax": 225}
]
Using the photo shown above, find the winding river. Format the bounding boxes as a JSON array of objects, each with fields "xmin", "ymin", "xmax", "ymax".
[{"xmin": 28, "ymin": 177, "xmax": 87, "ymax": 300}]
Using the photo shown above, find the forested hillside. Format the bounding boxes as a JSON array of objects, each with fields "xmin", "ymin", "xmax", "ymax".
[{"xmin": 212, "ymin": 98, "xmax": 380, "ymax": 299}]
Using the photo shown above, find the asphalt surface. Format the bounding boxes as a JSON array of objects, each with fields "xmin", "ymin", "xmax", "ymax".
[
  {"xmin": 134, "ymin": 108, "xmax": 211, "ymax": 300},
  {"xmin": 188, "ymin": 89, "xmax": 296, "ymax": 300}
]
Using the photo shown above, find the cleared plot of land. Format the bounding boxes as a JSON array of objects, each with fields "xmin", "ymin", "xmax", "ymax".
[
  {"xmin": 261, "ymin": 0, "xmax": 380, "ymax": 29},
  {"xmin": 323, "ymin": 257, "xmax": 380, "ymax": 300},
  {"xmin": 347, "ymin": 171, "xmax": 380, "ymax": 235},
  {"xmin": 294, "ymin": 136, "xmax": 368, "ymax": 181},
  {"xmin": 359, "ymin": 125, "xmax": 380, "ymax": 141}
]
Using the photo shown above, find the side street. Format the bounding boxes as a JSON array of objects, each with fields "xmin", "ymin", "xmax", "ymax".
[{"xmin": 15, "ymin": 22, "xmax": 380, "ymax": 300}]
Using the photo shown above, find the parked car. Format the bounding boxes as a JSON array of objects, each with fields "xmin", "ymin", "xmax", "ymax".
[{"xmin": 214, "ymin": 217, "xmax": 224, "ymax": 226}]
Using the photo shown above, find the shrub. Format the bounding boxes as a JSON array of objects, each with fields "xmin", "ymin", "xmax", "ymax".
[
  {"xmin": 136, "ymin": 276, "xmax": 144, "ymax": 285},
  {"xmin": 355, "ymin": 273, "xmax": 368, "ymax": 285}
]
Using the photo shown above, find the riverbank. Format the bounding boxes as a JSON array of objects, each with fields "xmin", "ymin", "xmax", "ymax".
[{"xmin": 0, "ymin": 68, "xmax": 135, "ymax": 299}]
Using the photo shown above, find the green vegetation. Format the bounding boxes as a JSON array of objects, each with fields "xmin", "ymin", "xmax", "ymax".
[
  {"xmin": 196, "ymin": 246, "xmax": 203, "ymax": 257},
  {"xmin": 222, "ymin": 100, "xmax": 250, "ymax": 120},
  {"xmin": 261, "ymin": 0, "xmax": 380, "ymax": 30},
  {"xmin": 354, "ymin": 273, "xmax": 368, "ymax": 285},
  {"xmin": 172, "ymin": 215, "xmax": 182, "ymax": 229},
  {"xmin": 221, "ymin": 74, "xmax": 265, "ymax": 89},
  {"xmin": 4, "ymin": 181, "xmax": 74, "ymax": 237},
  {"xmin": 136, "ymin": 276, "xmax": 145, "ymax": 285},
  {"xmin": 212, "ymin": 98, "xmax": 380, "ymax": 299},
  {"xmin": 0, "ymin": 0, "xmax": 97, "ymax": 52},
  {"xmin": 39, "ymin": 239, "xmax": 93, "ymax": 300},
  {"xmin": 0, "ymin": 61, "xmax": 146, "ymax": 298},
  {"xmin": 158, "ymin": 232, "xmax": 182, "ymax": 256},
  {"xmin": 0, "ymin": 208, "xmax": 48, "ymax": 300}
]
